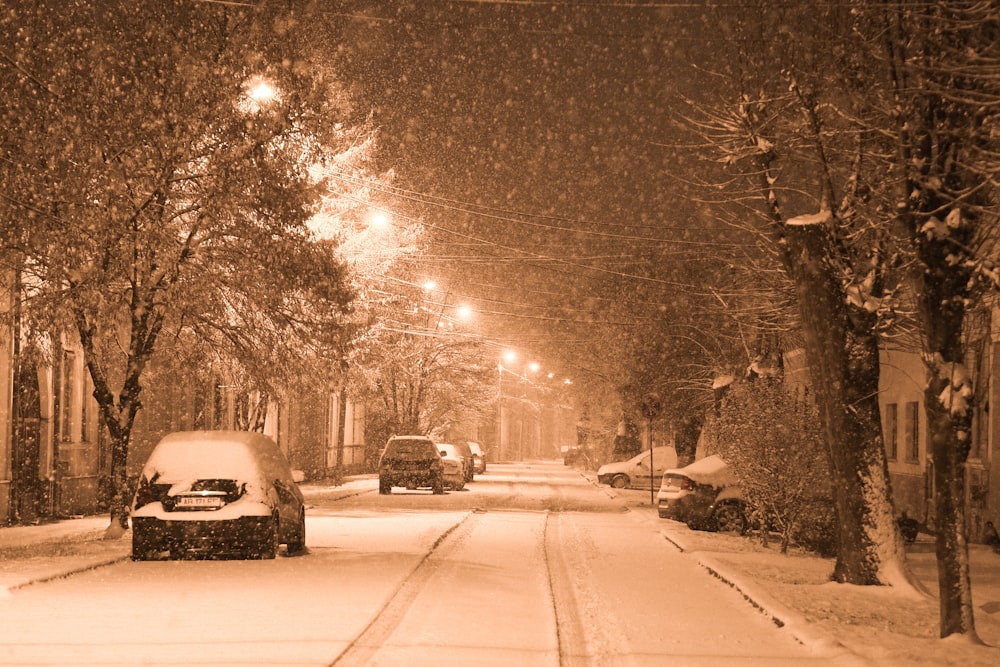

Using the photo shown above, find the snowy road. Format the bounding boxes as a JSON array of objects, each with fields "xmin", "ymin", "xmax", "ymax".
[{"xmin": 0, "ymin": 462, "xmax": 860, "ymax": 666}]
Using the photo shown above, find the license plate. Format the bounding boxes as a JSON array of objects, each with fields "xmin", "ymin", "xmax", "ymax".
[{"xmin": 176, "ymin": 496, "xmax": 223, "ymax": 509}]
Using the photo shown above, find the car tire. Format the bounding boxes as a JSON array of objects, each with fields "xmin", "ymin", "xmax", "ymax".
[
  {"xmin": 286, "ymin": 509, "xmax": 306, "ymax": 555},
  {"xmin": 657, "ymin": 509, "xmax": 669, "ymax": 519},
  {"xmin": 432, "ymin": 476, "xmax": 445, "ymax": 495},
  {"xmin": 610, "ymin": 474, "xmax": 629, "ymax": 489},
  {"xmin": 713, "ymin": 503, "xmax": 746, "ymax": 535},
  {"xmin": 379, "ymin": 478, "xmax": 391, "ymax": 495}
]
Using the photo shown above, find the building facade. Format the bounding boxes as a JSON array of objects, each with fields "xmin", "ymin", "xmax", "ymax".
[
  {"xmin": 0, "ymin": 316, "xmax": 366, "ymax": 526},
  {"xmin": 880, "ymin": 333, "xmax": 1000, "ymax": 542}
]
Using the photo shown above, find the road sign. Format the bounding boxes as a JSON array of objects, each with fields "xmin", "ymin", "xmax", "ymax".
[{"xmin": 639, "ymin": 392, "xmax": 662, "ymax": 419}]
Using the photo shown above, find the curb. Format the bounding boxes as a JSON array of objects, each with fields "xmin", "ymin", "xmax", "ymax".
[
  {"xmin": 2, "ymin": 552, "xmax": 131, "ymax": 598},
  {"xmin": 659, "ymin": 528, "xmax": 871, "ymax": 665}
]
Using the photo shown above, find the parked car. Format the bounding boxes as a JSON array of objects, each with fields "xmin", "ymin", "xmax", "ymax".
[
  {"xmin": 596, "ymin": 446, "xmax": 677, "ymax": 489},
  {"xmin": 562, "ymin": 445, "xmax": 580, "ymax": 465},
  {"xmin": 437, "ymin": 444, "xmax": 467, "ymax": 491},
  {"xmin": 657, "ymin": 455, "xmax": 746, "ymax": 534},
  {"xmin": 378, "ymin": 435, "xmax": 445, "ymax": 495},
  {"xmin": 467, "ymin": 441, "xmax": 487, "ymax": 473},
  {"xmin": 449, "ymin": 441, "xmax": 476, "ymax": 482},
  {"xmin": 131, "ymin": 430, "xmax": 306, "ymax": 561},
  {"xmin": 563, "ymin": 445, "xmax": 592, "ymax": 466}
]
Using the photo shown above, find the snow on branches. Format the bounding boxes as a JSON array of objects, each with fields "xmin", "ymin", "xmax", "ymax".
[{"xmin": 928, "ymin": 353, "xmax": 974, "ymax": 421}]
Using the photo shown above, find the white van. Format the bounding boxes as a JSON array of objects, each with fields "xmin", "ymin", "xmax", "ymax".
[{"xmin": 596, "ymin": 446, "xmax": 678, "ymax": 490}]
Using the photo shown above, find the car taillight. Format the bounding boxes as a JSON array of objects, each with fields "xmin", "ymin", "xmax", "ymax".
[
  {"xmin": 681, "ymin": 478, "xmax": 693, "ymax": 491},
  {"xmin": 133, "ymin": 476, "xmax": 153, "ymax": 510}
]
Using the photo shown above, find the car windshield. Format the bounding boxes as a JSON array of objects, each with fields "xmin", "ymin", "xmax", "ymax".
[{"xmin": 386, "ymin": 440, "xmax": 434, "ymax": 458}]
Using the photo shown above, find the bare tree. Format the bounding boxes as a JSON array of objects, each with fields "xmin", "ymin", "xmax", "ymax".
[
  {"xmin": 352, "ymin": 284, "xmax": 495, "ymax": 443},
  {"xmin": 675, "ymin": 2, "xmax": 908, "ymax": 586},
  {"xmin": 711, "ymin": 380, "xmax": 836, "ymax": 555}
]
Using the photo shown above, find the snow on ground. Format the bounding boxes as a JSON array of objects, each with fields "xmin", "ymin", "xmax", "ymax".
[
  {"xmin": 1, "ymin": 475, "xmax": 999, "ymax": 666},
  {"xmin": 658, "ymin": 520, "xmax": 1000, "ymax": 666}
]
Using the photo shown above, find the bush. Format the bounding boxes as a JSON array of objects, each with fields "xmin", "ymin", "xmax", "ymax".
[{"xmin": 709, "ymin": 380, "xmax": 837, "ymax": 555}]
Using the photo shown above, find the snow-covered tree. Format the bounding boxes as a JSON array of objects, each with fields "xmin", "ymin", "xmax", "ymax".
[
  {"xmin": 853, "ymin": 0, "xmax": 1000, "ymax": 639},
  {"xmin": 676, "ymin": 2, "xmax": 908, "ymax": 587},
  {"xmin": 711, "ymin": 380, "xmax": 836, "ymax": 555},
  {"xmin": 0, "ymin": 1, "xmax": 368, "ymax": 532},
  {"xmin": 351, "ymin": 278, "xmax": 495, "ymax": 448}
]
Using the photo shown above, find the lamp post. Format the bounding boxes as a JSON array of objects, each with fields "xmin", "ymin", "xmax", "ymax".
[{"xmin": 498, "ymin": 350, "xmax": 521, "ymax": 463}]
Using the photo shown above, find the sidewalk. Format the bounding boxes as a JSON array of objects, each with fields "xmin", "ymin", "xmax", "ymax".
[
  {"xmin": 0, "ymin": 516, "xmax": 131, "ymax": 595},
  {"xmin": 655, "ymin": 519, "xmax": 1000, "ymax": 666}
]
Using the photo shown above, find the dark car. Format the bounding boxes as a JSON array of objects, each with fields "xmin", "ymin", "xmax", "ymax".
[
  {"xmin": 378, "ymin": 435, "xmax": 445, "ymax": 495},
  {"xmin": 130, "ymin": 431, "xmax": 306, "ymax": 560}
]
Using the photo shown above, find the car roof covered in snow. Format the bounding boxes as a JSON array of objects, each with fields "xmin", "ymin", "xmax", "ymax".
[
  {"xmin": 140, "ymin": 430, "xmax": 291, "ymax": 483},
  {"xmin": 663, "ymin": 454, "xmax": 737, "ymax": 487}
]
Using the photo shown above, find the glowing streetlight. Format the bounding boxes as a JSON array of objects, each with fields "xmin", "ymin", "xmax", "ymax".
[{"xmin": 247, "ymin": 79, "xmax": 278, "ymax": 104}]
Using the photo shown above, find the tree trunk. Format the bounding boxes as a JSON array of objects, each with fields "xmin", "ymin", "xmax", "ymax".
[
  {"xmin": 782, "ymin": 221, "xmax": 905, "ymax": 585},
  {"xmin": 915, "ymin": 207, "xmax": 979, "ymax": 639},
  {"xmin": 673, "ymin": 414, "xmax": 702, "ymax": 467},
  {"xmin": 106, "ymin": 427, "xmax": 131, "ymax": 533},
  {"xmin": 924, "ymin": 379, "xmax": 977, "ymax": 638},
  {"xmin": 73, "ymin": 305, "xmax": 156, "ymax": 538}
]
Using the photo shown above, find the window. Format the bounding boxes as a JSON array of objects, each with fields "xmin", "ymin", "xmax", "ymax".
[
  {"xmin": 905, "ymin": 401, "xmax": 920, "ymax": 462},
  {"xmin": 885, "ymin": 403, "xmax": 898, "ymax": 461},
  {"xmin": 59, "ymin": 350, "xmax": 76, "ymax": 442}
]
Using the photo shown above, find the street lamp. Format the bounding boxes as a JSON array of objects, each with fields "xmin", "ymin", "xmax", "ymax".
[{"xmin": 241, "ymin": 75, "xmax": 280, "ymax": 113}]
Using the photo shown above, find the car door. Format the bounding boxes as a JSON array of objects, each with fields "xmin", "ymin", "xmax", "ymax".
[{"xmin": 631, "ymin": 451, "xmax": 653, "ymax": 488}]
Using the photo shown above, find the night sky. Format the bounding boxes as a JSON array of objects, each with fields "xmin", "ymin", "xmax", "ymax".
[{"xmin": 330, "ymin": 1, "xmax": 724, "ymax": 375}]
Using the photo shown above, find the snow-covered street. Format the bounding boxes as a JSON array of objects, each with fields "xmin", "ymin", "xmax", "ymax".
[{"xmin": 0, "ymin": 462, "xmax": 861, "ymax": 666}]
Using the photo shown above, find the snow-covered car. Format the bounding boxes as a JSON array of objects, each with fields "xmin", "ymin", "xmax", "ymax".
[
  {"xmin": 467, "ymin": 441, "xmax": 487, "ymax": 473},
  {"xmin": 657, "ymin": 455, "xmax": 746, "ymax": 533},
  {"xmin": 596, "ymin": 446, "xmax": 677, "ymax": 489},
  {"xmin": 437, "ymin": 444, "xmax": 467, "ymax": 491},
  {"xmin": 449, "ymin": 441, "xmax": 476, "ymax": 482},
  {"xmin": 378, "ymin": 435, "xmax": 445, "ymax": 495},
  {"xmin": 131, "ymin": 431, "xmax": 306, "ymax": 560}
]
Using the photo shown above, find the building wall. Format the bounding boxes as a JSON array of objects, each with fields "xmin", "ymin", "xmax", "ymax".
[
  {"xmin": 52, "ymin": 342, "xmax": 103, "ymax": 516},
  {"xmin": 0, "ymin": 267, "xmax": 13, "ymax": 523},
  {"xmin": 879, "ymin": 347, "xmax": 930, "ymax": 522},
  {"xmin": 977, "ymin": 316, "xmax": 1000, "ymax": 536}
]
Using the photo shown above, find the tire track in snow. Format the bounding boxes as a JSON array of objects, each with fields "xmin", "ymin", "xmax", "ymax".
[
  {"xmin": 545, "ymin": 512, "xmax": 633, "ymax": 666},
  {"xmin": 327, "ymin": 510, "xmax": 476, "ymax": 667}
]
